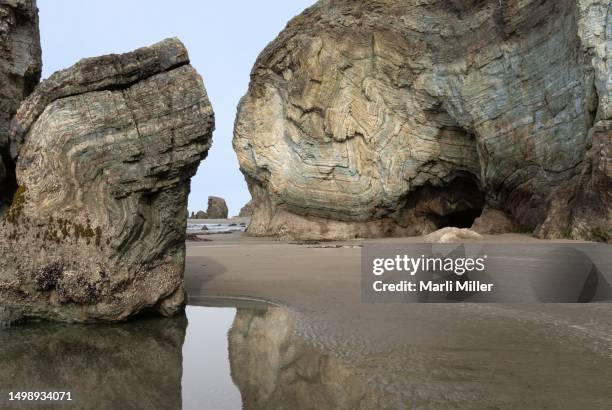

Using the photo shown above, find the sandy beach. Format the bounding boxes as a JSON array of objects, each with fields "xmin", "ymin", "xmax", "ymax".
[{"xmin": 185, "ymin": 226, "xmax": 612, "ymax": 407}]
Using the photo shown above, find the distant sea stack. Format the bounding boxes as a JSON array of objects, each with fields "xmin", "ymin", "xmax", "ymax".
[
  {"xmin": 234, "ymin": 0, "xmax": 610, "ymax": 241},
  {"xmin": 206, "ymin": 196, "xmax": 228, "ymax": 219},
  {"xmin": 0, "ymin": 38, "xmax": 214, "ymax": 323},
  {"xmin": 0, "ymin": 0, "xmax": 41, "ymax": 218},
  {"xmin": 195, "ymin": 210, "xmax": 208, "ymax": 219},
  {"xmin": 239, "ymin": 199, "xmax": 254, "ymax": 217}
]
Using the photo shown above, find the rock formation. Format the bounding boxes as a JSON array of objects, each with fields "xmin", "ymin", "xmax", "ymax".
[
  {"xmin": 238, "ymin": 199, "xmax": 253, "ymax": 217},
  {"xmin": 195, "ymin": 210, "xmax": 208, "ymax": 219},
  {"xmin": 471, "ymin": 206, "xmax": 522, "ymax": 235},
  {"xmin": 0, "ymin": 0, "xmax": 41, "ymax": 217},
  {"xmin": 206, "ymin": 195, "xmax": 228, "ymax": 219},
  {"xmin": 0, "ymin": 314, "xmax": 186, "ymax": 407},
  {"xmin": 0, "ymin": 38, "xmax": 214, "ymax": 323},
  {"xmin": 424, "ymin": 227, "xmax": 483, "ymax": 244},
  {"xmin": 234, "ymin": 0, "xmax": 611, "ymax": 241}
]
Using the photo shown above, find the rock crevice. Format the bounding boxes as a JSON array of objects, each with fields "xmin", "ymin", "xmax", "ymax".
[{"xmin": 0, "ymin": 0, "xmax": 41, "ymax": 217}]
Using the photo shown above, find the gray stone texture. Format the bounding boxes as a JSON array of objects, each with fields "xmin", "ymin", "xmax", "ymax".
[
  {"xmin": 206, "ymin": 195, "xmax": 228, "ymax": 219},
  {"xmin": 238, "ymin": 199, "xmax": 253, "ymax": 217},
  {"xmin": 0, "ymin": 38, "xmax": 215, "ymax": 322},
  {"xmin": 234, "ymin": 0, "xmax": 611, "ymax": 241},
  {"xmin": 0, "ymin": 0, "xmax": 41, "ymax": 216}
]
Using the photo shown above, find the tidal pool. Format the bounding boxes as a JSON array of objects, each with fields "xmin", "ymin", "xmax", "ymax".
[{"xmin": 1, "ymin": 304, "xmax": 612, "ymax": 409}]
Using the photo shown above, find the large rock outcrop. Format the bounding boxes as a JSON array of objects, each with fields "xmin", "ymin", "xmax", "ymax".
[
  {"xmin": 0, "ymin": 38, "xmax": 214, "ymax": 323},
  {"xmin": 234, "ymin": 0, "xmax": 611, "ymax": 241},
  {"xmin": 0, "ymin": 0, "xmax": 41, "ymax": 217},
  {"xmin": 206, "ymin": 195, "xmax": 228, "ymax": 219}
]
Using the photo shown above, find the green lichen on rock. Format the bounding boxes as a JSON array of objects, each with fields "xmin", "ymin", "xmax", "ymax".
[
  {"xmin": 561, "ymin": 227, "xmax": 574, "ymax": 240},
  {"xmin": 590, "ymin": 226, "xmax": 610, "ymax": 243},
  {"xmin": 5, "ymin": 184, "xmax": 27, "ymax": 224},
  {"xmin": 0, "ymin": 38, "xmax": 213, "ymax": 323},
  {"xmin": 94, "ymin": 226, "xmax": 102, "ymax": 247}
]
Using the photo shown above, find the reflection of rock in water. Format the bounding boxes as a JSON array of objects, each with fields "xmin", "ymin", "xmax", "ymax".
[
  {"xmin": 0, "ymin": 315, "xmax": 186, "ymax": 409},
  {"xmin": 229, "ymin": 307, "xmax": 374, "ymax": 409},
  {"xmin": 228, "ymin": 306, "xmax": 612, "ymax": 408}
]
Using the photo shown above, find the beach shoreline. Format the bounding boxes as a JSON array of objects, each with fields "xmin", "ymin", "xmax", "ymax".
[{"xmin": 184, "ymin": 228, "xmax": 612, "ymax": 406}]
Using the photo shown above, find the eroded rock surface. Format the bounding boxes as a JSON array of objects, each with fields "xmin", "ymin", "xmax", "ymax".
[
  {"xmin": 0, "ymin": 38, "xmax": 214, "ymax": 323},
  {"xmin": 0, "ymin": 0, "xmax": 41, "ymax": 216},
  {"xmin": 238, "ymin": 199, "xmax": 253, "ymax": 217},
  {"xmin": 471, "ymin": 206, "xmax": 522, "ymax": 234},
  {"xmin": 194, "ymin": 210, "xmax": 208, "ymax": 219},
  {"xmin": 206, "ymin": 195, "xmax": 228, "ymax": 219},
  {"xmin": 234, "ymin": 0, "xmax": 611, "ymax": 241}
]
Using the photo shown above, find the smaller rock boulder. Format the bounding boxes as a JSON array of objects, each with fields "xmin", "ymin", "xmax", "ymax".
[
  {"xmin": 207, "ymin": 196, "xmax": 228, "ymax": 219},
  {"xmin": 425, "ymin": 228, "xmax": 483, "ymax": 243},
  {"xmin": 195, "ymin": 210, "xmax": 208, "ymax": 219},
  {"xmin": 471, "ymin": 207, "xmax": 521, "ymax": 235},
  {"xmin": 238, "ymin": 200, "xmax": 253, "ymax": 217}
]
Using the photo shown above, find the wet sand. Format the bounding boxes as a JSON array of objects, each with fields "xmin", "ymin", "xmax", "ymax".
[{"xmin": 185, "ymin": 228, "xmax": 612, "ymax": 408}]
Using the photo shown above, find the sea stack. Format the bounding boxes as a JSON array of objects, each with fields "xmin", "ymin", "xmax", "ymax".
[
  {"xmin": 195, "ymin": 210, "xmax": 208, "ymax": 219},
  {"xmin": 0, "ymin": 0, "xmax": 41, "ymax": 217},
  {"xmin": 0, "ymin": 38, "xmax": 214, "ymax": 323},
  {"xmin": 206, "ymin": 196, "xmax": 228, "ymax": 219},
  {"xmin": 238, "ymin": 199, "xmax": 254, "ymax": 217},
  {"xmin": 234, "ymin": 0, "xmax": 610, "ymax": 241}
]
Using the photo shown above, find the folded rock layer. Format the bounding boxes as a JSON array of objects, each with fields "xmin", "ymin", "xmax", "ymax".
[
  {"xmin": 234, "ymin": 0, "xmax": 610, "ymax": 241},
  {"xmin": 0, "ymin": 38, "xmax": 214, "ymax": 323},
  {"xmin": 0, "ymin": 0, "xmax": 41, "ymax": 217}
]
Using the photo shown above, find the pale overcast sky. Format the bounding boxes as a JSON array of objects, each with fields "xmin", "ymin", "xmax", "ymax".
[{"xmin": 38, "ymin": 0, "xmax": 315, "ymax": 216}]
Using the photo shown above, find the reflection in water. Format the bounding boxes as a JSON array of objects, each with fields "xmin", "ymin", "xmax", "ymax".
[
  {"xmin": 2, "ymin": 305, "xmax": 612, "ymax": 409},
  {"xmin": 228, "ymin": 307, "xmax": 374, "ymax": 409},
  {"xmin": 227, "ymin": 307, "xmax": 612, "ymax": 409},
  {"xmin": 181, "ymin": 306, "xmax": 242, "ymax": 409},
  {"xmin": 0, "ymin": 314, "xmax": 187, "ymax": 409}
]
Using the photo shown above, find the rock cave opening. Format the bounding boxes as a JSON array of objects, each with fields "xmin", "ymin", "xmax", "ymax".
[
  {"xmin": 408, "ymin": 172, "xmax": 485, "ymax": 230},
  {"xmin": 436, "ymin": 207, "xmax": 483, "ymax": 229},
  {"xmin": 433, "ymin": 173, "xmax": 485, "ymax": 229}
]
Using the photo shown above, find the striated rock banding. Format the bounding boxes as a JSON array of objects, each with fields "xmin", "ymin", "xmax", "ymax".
[
  {"xmin": 0, "ymin": 0, "xmax": 41, "ymax": 217},
  {"xmin": 0, "ymin": 38, "xmax": 214, "ymax": 323},
  {"xmin": 234, "ymin": 0, "xmax": 611, "ymax": 241}
]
